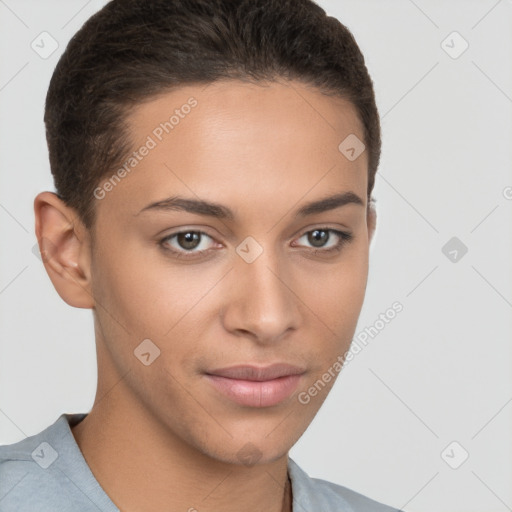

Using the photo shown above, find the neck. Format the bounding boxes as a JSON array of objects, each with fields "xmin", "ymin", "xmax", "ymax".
[{"xmin": 71, "ymin": 382, "xmax": 292, "ymax": 512}]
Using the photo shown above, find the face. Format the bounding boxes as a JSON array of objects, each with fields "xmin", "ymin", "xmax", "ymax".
[{"xmin": 85, "ymin": 79, "xmax": 373, "ymax": 465}]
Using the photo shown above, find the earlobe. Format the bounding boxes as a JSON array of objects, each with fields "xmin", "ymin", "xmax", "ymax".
[{"xmin": 34, "ymin": 191, "xmax": 94, "ymax": 309}]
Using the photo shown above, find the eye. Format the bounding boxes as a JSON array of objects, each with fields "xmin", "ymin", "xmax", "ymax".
[
  {"xmin": 159, "ymin": 227, "xmax": 353, "ymax": 260},
  {"xmin": 160, "ymin": 230, "xmax": 217, "ymax": 258},
  {"xmin": 293, "ymin": 228, "xmax": 353, "ymax": 254}
]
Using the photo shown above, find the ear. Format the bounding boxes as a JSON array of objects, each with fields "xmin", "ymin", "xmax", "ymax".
[
  {"xmin": 34, "ymin": 191, "xmax": 94, "ymax": 309},
  {"xmin": 367, "ymin": 199, "xmax": 377, "ymax": 244}
]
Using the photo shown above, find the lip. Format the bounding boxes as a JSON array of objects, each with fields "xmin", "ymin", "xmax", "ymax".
[
  {"xmin": 207, "ymin": 363, "xmax": 306, "ymax": 381},
  {"xmin": 205, "ymin": 364, "xmax": 306, "ymax": 407}
]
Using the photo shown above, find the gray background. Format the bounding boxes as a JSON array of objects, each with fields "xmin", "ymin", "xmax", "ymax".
[{"xmin": 1, "ymin": 1, "xmax": 511, "ymax": 511}]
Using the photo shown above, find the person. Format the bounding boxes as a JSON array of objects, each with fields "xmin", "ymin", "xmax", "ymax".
[{"xmin": 0, "ymin": 0, "xmax": 403, "ymax": 510}]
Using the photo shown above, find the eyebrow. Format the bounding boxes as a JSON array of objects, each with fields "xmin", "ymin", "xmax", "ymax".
[{"xmin": 134, "ymin": 191, "xmax": 364, "ymax": 220}]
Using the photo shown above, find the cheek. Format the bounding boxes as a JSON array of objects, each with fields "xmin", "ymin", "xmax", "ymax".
[
  {"xmin": 299, "ymin": 247, "xmax": 368, "ymax": 363},
  {"xmin": 91, "ymin": 245, "xmax": 224, "ymax": 384},
  {"xmin": 303, "ymin": 249, "xmax": 368, "ymax": 323},
  {"xmin": 92, "ymin": 238, "xmax": 207, "ymax": 331},
  {"xmin": 91, "ymin": 248, "xmax": 205, "ymax": 400}
]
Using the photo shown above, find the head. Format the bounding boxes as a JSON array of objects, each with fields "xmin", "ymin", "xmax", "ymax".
[{"xmin": 35, "ymin": 0, "xmax": 381, "ymax": 466}]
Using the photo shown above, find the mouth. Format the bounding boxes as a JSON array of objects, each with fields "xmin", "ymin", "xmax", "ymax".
[{"xmin": 204, "ymin": 363, "xmax": 306, "ymax": 408}]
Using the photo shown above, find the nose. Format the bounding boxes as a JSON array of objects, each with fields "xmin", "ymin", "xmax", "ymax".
[{"xmin": 220, "ymin": 246, "xmax": 301, "ymax": 345}]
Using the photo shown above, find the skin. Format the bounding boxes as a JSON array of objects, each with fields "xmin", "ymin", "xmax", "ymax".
[{"xmin": 34, "ymin": 79, "xmax": 376, "ymax": 512}]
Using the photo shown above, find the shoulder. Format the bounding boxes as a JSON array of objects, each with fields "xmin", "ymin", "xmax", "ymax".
[
  {"xmin": 288, "ymin": 458, "xmax": 403, "ymax": 512},
  {"xmin": 0, "ymin": 413, "xmax": 114, "ymax": 512},
  {"xmin": 0, "ymin": 413, "xmax": 81, "ymax": 469},
  {"xmin": 0, "ymin": 418, "xmax": 64, "ymax": 510},
  {"xmin": 0, "ymin": 421, "xmax": 55, "ymax": 479}
]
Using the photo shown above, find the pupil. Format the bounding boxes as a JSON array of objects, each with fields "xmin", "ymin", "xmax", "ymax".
[
  {"xmin": 309, "ymin": 229, "xmax": 328, "ymax": 247},
  {"xmin": 178, "ymin": 232, "xmax": 200, "ymax": 250}
]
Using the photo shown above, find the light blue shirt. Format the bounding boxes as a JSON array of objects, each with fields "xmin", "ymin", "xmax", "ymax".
[{"xmin": 0, "ymin": 413, "xmax": 401, "ymax": 511}]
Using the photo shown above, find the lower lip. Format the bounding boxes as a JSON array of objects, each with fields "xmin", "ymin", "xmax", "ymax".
[{"xmin": 205, "ymin": 374, "xmax": 302, "ymax": 407}]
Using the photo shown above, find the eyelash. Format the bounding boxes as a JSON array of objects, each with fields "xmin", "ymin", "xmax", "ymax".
[{"xmin": 159, "ymin": 228, "xmax": 353, "ymax": 260}]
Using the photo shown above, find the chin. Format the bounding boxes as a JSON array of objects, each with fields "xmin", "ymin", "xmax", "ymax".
[
  {"xmin": 208, "ymin": 442, "xmax": 290, "ymax": 467},
  {"xmin": 193, "ymin": 423, "xmax": 306, "ymax": 468}
]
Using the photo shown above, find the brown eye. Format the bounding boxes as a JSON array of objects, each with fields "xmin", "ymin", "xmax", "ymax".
[
  {"xmin": 295, "ymin": 228, "xmax": 353, "ymax": 253},
  {"xmin": 307, "ymin": 229, "xmax": 330, "ymax": 248},
  {"xmin": 160, "ymin": 230, "xmax": 216, "ymax": 258},
  {"xmin": 176, "ymin": 231, "xmax": 201, "ymax": 250}
]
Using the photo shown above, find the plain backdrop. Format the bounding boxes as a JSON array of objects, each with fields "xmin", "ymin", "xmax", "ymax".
[{"xmin": 1, "ymin": 1, "xmax": 511, "ymax": 511}]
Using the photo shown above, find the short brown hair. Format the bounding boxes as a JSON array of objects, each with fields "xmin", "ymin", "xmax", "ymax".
[{"xmin": 44, "ymin": 0, "xmax": 381, "ymax": 230}]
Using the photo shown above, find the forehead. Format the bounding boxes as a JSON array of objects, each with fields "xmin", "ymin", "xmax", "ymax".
[{"xmin": 95, "ymin": 79, "xmax": 368, "ymax": 223}]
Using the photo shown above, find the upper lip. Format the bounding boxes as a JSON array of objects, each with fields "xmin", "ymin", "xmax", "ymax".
[{"xmin": 206, "ymin": 363, "xmax": 306, "ymax": 381}]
